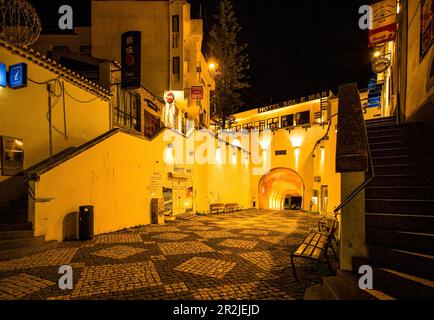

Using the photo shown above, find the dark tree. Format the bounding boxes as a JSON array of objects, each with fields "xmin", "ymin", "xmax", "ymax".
[{"xmin": 208, "ymin": 0, "xmax": 249, "ymax": 129}]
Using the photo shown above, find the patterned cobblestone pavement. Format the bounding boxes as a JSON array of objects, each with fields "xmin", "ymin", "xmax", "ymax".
[{"xmin": 0, "ymin": 210, "xmax": 337, "ymax": 300}]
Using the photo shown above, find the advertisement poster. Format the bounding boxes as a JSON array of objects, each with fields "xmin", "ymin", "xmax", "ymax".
[
  {"xmin": 1, "ymin": 136, "xmax": 24, "ymax": 176},
  {"xmin": 421, "ymin": 0, "xmax": 434, "ymax": 60}
]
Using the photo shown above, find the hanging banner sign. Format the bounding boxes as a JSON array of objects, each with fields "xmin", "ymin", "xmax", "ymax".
[
  {"xmin": 121, "ymin": 31, "xmax": 141, "ymax": 89},
  {"xmin": 369, "ymin": 0, "xmax": 397, "ymax": 47}
]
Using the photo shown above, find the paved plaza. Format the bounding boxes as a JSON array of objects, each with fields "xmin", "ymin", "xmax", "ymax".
[{"xmin": 0, "ymin": 210, "xmax": 336, "ymax": 300}]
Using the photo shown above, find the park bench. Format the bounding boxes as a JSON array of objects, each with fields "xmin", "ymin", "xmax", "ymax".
[
  {"xmin": 225, "ymin": 203, "xmax": 242, "ymax": 212},
  {"xmin": 290, "ymin": 213, "xmax": 338, "ymax": 279},
  {"xmin": 209, "ymin": 203, "xmax": 226, "ymax": 214}
]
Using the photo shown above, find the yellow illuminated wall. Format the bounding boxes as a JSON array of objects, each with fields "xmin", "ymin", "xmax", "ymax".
[
  {"xmin": 0, "ymin": 45, "xmax": 110, "ymax": 186},
  {"xmin": 33, "ymin": 129, "xmax": 251, "ymax": 241}
]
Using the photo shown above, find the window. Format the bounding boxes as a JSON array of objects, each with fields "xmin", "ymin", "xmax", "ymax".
[
  {"xmin": 143, "ymin": 110, "xmax": 161, "ymax": 138},
  {"xmin": 267, "ymin": 117, "xmax": 279, "ymax": 129},
  {"xmin": 172, "ymin": 15, "xmax": 180, "ymax": 48},
  {"xmin": 172, "ymin": 15, "xmax": 180, "ymax": 32},
  {"xmin": 281, "ymin": 114, "xmax": 294, "ymax": 127},
  {"xmin": 173, "ymin": 57, "xmax": 180, "ymax": 74},
  {"xmin": 114, "ymin": 85, "xmax": 141, "ymax": 131},
  {"xmin": 296, "ymin": 111, "xmax": 310, "ymax": 125}
]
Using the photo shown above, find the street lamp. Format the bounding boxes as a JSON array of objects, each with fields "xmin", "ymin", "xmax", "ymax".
[{"xmin": 209, "ymin": 62, "xmax": 218, "ymax": 71}]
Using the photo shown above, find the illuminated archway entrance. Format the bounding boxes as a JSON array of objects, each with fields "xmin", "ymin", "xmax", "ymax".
[{"xmin": 258, "ymin": 168, "xmax": 305, "ymax": 210}]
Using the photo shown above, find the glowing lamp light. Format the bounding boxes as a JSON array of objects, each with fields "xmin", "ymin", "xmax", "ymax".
[
  {"xmin": 209, "ymin": 62, "xmax": 216, "ymax": 70},
  {"xmin": 290, "ymin": 136, "xmax": 303, "ymax": 148},
  {"xmin": 374, "ymin": 51, "xmax": 381, "ymax": 58}
]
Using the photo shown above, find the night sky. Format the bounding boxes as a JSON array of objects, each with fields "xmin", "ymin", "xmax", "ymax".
[{"xmin": 28, "ymin": 0, "xmax": 376, "ymax": 111}]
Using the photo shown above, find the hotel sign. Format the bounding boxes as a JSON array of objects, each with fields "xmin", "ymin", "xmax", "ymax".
[
  {"xmin": 121, "ymin": 31, "xmax": 141, "ymax": 89},
  {"xmin": 368, "ymin": 0, "xmax": 397, "ymax": 47},
  {"xmin": 258, "ymin": 91, "xmax": 328, "ymax": 113}
]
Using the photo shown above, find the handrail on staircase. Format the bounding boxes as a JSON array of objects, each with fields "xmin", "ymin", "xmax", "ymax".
[{"xmin": 333, "ymin": 119, "xmax": 375, "ymax": 215}]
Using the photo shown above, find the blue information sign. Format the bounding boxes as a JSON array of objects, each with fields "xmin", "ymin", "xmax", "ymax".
[
  {"xmin": 0, "ymin": 63, "xmax": 6, "ymax": 87},
  {"xmin": 9, "ymin": 63, "xmax": 28, "ymax": 89}
]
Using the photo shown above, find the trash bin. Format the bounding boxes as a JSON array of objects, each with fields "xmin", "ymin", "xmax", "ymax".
[{"xmin": 79, "ymin": 205, "xmax": 94, "ymax": 241}]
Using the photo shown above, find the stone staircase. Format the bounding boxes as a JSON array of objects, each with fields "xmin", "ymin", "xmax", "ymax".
[
  {"xmin": 306, "ymin": 116, "xmax": 434, "ymax": 300},
  {"xmin": 0, "ymin": 196, "xmax": 57, "ymax": 262}
]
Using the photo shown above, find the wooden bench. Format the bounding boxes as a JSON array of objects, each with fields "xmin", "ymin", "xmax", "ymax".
[
  {"xmin": 209, "ymin": 203, "xmax": 226, "ymax": 214},
  {"xmin": 290, "ymin": 214, "xmax": 338, "ymax": 279},
  {"xmin": 225, "ymin": 203, "xmax": 242, "ymax": 212}
]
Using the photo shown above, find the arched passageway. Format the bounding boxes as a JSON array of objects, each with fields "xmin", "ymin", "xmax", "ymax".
[{"xmin": 258, "ymin": 168, "xmax": 305, "ymax": 210}]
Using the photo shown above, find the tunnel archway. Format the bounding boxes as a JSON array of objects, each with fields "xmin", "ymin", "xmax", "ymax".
[{"xmin": 258, "ymin": 168, "xmax": 305, "ymax": 210}]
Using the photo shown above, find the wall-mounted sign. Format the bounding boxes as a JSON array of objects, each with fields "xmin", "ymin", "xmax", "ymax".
[
  {"xmin": 368, "ymin": 0, "xmax": 397, "ymax": 47},
  {"xmin": 1, "ymin": 136, "xmax": 24, "ymax": 176},
  {"xmin": 191, "ymin": 86, "xmax": 204, "ymax": 99},
  {"xmin": 121, "ymin": 31, "xmax": 141, "ymax": 89},
  {"xmin": 0, "ymin": 63, "xmax": 6, "ymax": 87},
  {"xmin": 258, "ymin": 91, "xmax": 328, "ymax": 113},
  {"xmin": 421, "ymin": 0, "xmax": 434, "ymax": 60},
  {"xmin": 9, "ymin": 63, "xmax": 28, "ymax": 89},
  {"xmin": 165, "ymin": 91, "xmax": 175, "ymax": 104},
  {"xmin": 372, "ymin": 56, "xmax": 391, "ymax": 74},
  {"xmin": 275, "ymin": 150, "xmax": 287, "ymax": 156}
]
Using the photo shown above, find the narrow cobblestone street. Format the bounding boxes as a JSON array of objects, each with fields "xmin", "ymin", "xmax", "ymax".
[{"xmin": 0, "ymin": 210, "xmax": 336, "ymax": 300}]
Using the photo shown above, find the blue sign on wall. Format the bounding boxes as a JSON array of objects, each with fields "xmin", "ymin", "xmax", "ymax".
[
  {"xmin": 9, "ymin": 63, "xmax": 27, "ymax": 89},
  {"xmin": 0, "ymin": 63, "xmax": 6, "ymax": 87}
]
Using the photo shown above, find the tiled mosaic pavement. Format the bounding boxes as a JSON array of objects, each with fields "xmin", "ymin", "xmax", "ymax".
[{"xmin": 0, "ymin": 210, "xmax": 337, "ymax": 300}]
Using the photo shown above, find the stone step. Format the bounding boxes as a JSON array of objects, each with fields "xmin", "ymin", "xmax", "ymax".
[
  {"xmin": 304, "ymin": 284, "xmax": 327, "ymax": 300},
  {"xmin": 322, "ymin": 276, "xmax": 350, "ymax": 300},
  {"xmin": 367, "ymin": 246, "xmax": 434, "ymax": 281},
  {"xmin": 365, "ymin": 186, "xmax": 434, "ymax": 200},
  {"xmin": 0, "ymin": 222, "xmax": 33, "ymax": 232},
  {"xmin": 0, "ymin": 240, "xmax": 58, "ymax": 262},
  {"xmin": 372, "ymin": 164, "xmax": 417, "ymax": 175},
  {"xmin": 369, "ymin": 174, "xmax": 434, "ymax": 187},
  {"xmin": 368, "ymin": 134, "xmax": 407, "ymax": 144},
  {"xmin": 0, "ymin": 236, "xmax": 45, "ymax": 251},
  {"xmin": 353, "ymin": 257, "xmax": 434, "ymax": 300},
  {"xmin": 336, "ymin": 270, "xmax": 395, "ymax": 300},
  {"xmin": 0, "ymin": 230, "xmax": 34, "ymax": 241},
  {"xmin": 366, "ymin": 213, "xmax": 434, "ymax": 233},
  {"xmin": 366, "ymin": 228, "xmax": 434, "ymax": 256},
  {"xmin": 371, "ymin": 147, "xmax": 408, "ymax": 158},
  {"xmin": 369, "ymin": 139, "xmax": 410, "ymax": 149},
  {"xmin": 372, "ymin": 155, "xmax": 412, "ymax": 166},
  {"xmin": 365, "ymin": 116, "xmax": 396, "ymax": 125},
  {"xmin": 365, "ymin": 198, "xmax": 434, "ymax": 215},
  {"xmin": 0, "ymin": 212, "xmax": 29, "ymax": 223}
]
